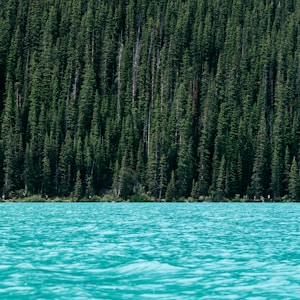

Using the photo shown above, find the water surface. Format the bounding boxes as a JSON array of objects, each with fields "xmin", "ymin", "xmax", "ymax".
[{"xmin": 0, "ymin": 203, "xmax": 299, "ymax": 299}]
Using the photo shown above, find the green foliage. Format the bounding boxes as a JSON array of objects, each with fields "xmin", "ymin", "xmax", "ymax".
[
  {"xmin": 1, "ymin": 0, "xmax": 300, "ymax": 201},
  {"xmin": 113, "ymin": 153, "xmax": 135, "ymax": 199},
  {"xmin": 288, "ymin": 157, "xmax": 300, "ymax": 201},
  {"xmin": 165, "ymin": 171, "xmax": 177, "ymax": 201},
  {"xmin": 250, "ymin": 110, "xmax": 270, "ymax": 198},
  {"xmin": 73, "ymin": 170, "xmax": 83, "ymax": 201}
]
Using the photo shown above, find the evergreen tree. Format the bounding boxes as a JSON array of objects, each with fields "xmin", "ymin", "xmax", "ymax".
[
  {"xmin": 215, "ymin": 156, "xmax": 227, "ymax": 201},
  {"xmin": 41, "ymin": 134, "xmax": 52, "ymax": 196},
  {"xmin": 73, "ymin": 170, "xmax": 83, "ymax": 201},
  {"xmin": 113, "ymin": 152, "xmax": 135, "ymax": 199},
  {"xmin": 78, "ymin": 61, "xmax": 96, "ymax": 137},
  {"xmin": 288, "ymin": 157, "xmax": 300, "ymax": 201},
  {"xmin": 165, "ymin": 171, "xmax": 177, "ymax": 202},
  {"xmin": 2, "ymin": 80, "xmax": 23, "ymax": 195},
  {"xmin": 58, "ymin": 131, "xmax": 74, "ymax": 196},
  {"xmin": 158, "ymin": 153, "xmax": 167, "ymax": 200},
  {"xmin": 251, "ymin": 110, "xmax": 270, "ymax": 198}
]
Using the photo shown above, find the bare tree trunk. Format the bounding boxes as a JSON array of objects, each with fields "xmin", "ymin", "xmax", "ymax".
[
  {"xmin": 117, "ymin": 41, "xmax": 123, "ymax": 122},
  {"xmin": 132, "ymin": 20, "xmax": 141, "ymax": 103}
]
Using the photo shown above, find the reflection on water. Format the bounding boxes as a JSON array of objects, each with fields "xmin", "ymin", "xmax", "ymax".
[{"xmin": 0, "ymin": 203, "xmax": 299, "ymax": 299}]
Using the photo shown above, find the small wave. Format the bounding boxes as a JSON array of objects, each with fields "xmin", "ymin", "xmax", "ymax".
[
  {"xmin": 117, "ymin": 260, "xmax": 184, "ymax": 276},
  {"xmin": 0, "ymin": 265, "xmax": 11, "ymax": 271},
  {"xmin": 15, "ymin": 262, "xmax": 35, "ymax": 270}
]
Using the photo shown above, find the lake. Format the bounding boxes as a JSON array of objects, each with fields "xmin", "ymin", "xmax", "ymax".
[{"xmin": 0, "ymin": 203, "xmax": 299, "ymax": 299}]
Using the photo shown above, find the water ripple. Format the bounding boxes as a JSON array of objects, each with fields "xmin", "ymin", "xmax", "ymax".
[{"xmin": 0, "ymin": 203, "xmax": 299, "ymax": 299}]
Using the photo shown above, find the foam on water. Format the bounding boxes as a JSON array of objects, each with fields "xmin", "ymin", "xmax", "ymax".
[{"xmin": 0, "ymin": 202, "xmax": 299, "ymax": 299}]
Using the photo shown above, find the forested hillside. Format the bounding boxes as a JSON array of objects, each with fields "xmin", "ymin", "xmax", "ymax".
[{"xmin": 1, "ymin": 0, "xmax": 300, "ymax": 201}]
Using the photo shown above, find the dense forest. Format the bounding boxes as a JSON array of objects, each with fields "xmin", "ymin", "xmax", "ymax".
[{"xmin": 0, "ymin": 0, "xmax": 300, "ymax": 201}]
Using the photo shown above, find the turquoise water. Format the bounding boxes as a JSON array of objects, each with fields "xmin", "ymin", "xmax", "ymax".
[{"xmin": 0, "ymin": 203, "xmax": 299, "ymax": 299}]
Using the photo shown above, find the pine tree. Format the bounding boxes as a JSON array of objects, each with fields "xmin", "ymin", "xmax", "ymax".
[
  {"xmin": 288, "ymin": 157, "xmax": 300, "ymax": 201},
  {"xmin": 251, "ymin": 110, "xmax": 270, "ymax": 198},
  {"xmin": 165, "ymin": 171, "xmax": 177, "ymax": 201},
  {"xmin": 197, "ymin": 76, "xmax": 217, "ymax": 197},
  {"xmin": 41, "ymin": 134, "xmax": 52, "ymax": 196},
  {"xmin": 78, "ymin": 60, "xmax": 96, "ymax": 137},
  {"xmin": 271, "ymin": 72, "xmax": 290, "ymax": 199},
  {"xmin": 113, "ymin": 152, "xmax": 135, "ymax": 199},
  {"xmin": 73, "ymin": 170, "xmax": 83, "ymax": 201},
  {"xmin": 2, "ymin": 80, "xmax": 23, "ymax": 195},
  {"xmin": 215, "ymin": 156, "xmax": 227, "ymax": 201},
  {"xmin": 146, "ymin": 140, "xmax": 159, "ymax": 198},
  {"xmin": 158, "ymin": 153, "xmax": 167, "ymax": 200},
  {"xmin": 58, "ymin": 131, "xmax": 74, "ymax": 196}
]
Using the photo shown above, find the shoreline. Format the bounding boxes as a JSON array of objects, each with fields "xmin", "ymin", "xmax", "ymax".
[{"xmin": 0, "ymin": 196, "xmax": 296, "ymax": 203}]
